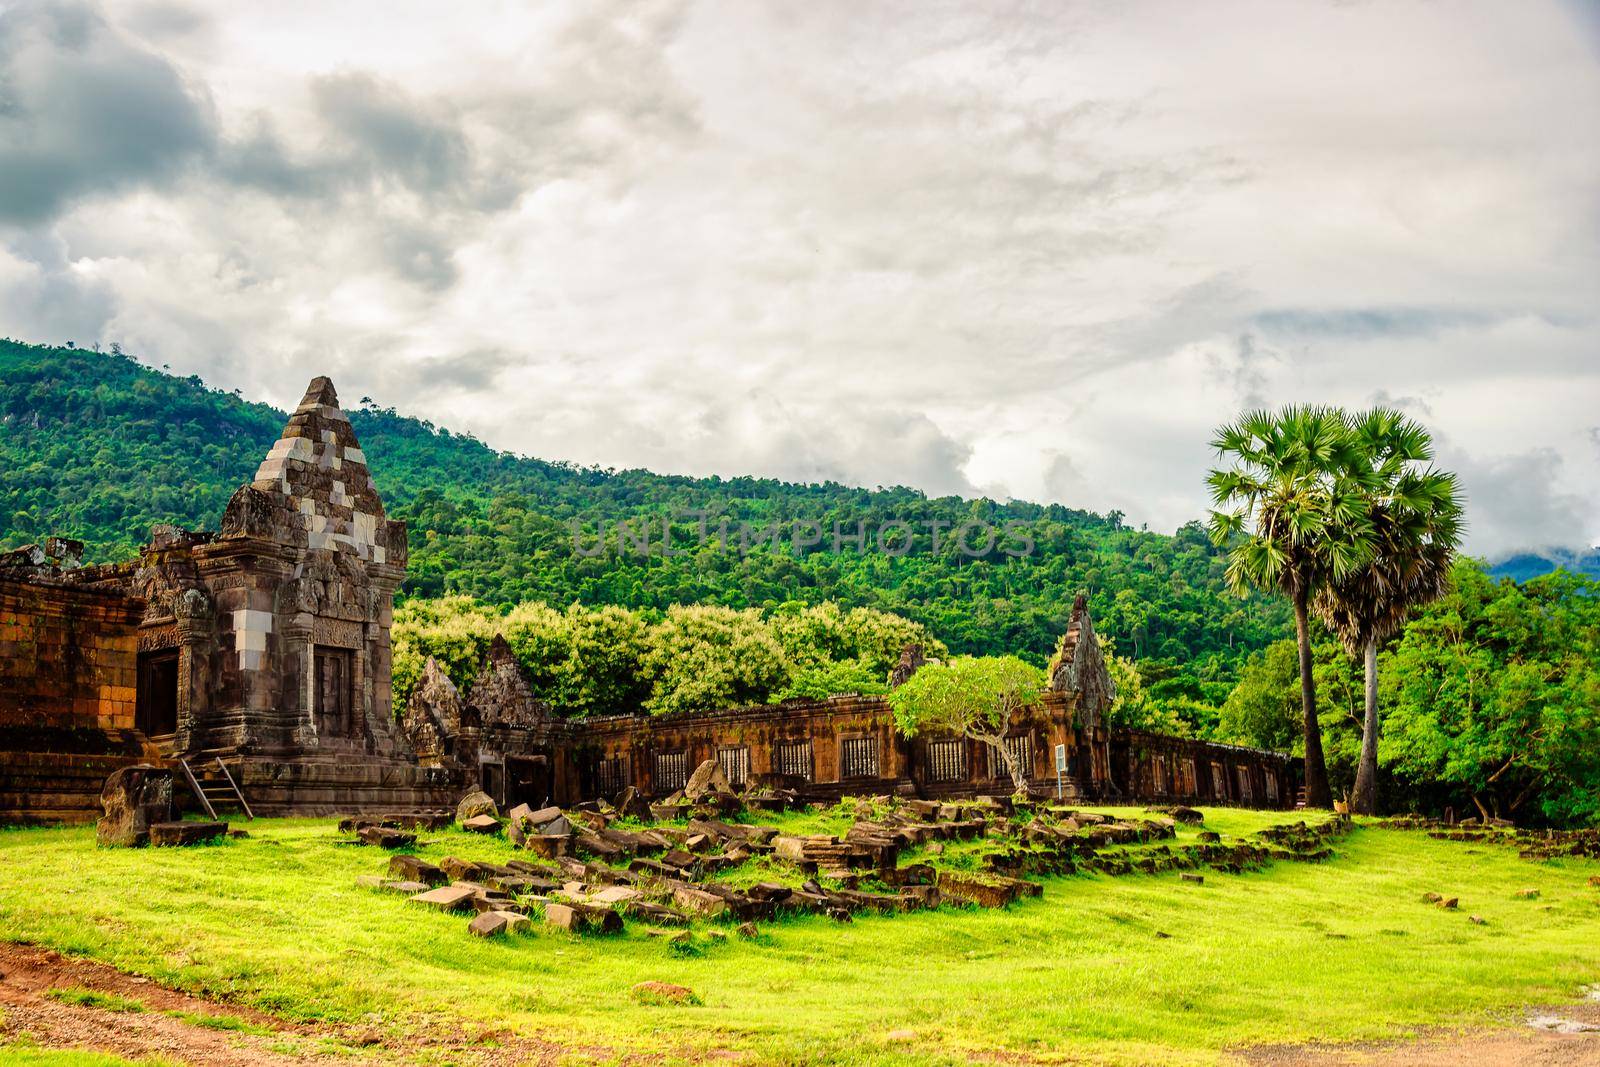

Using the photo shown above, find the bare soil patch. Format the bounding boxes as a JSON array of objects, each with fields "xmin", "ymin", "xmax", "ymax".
[
  {"xmin": 0, "ymin": 941, "xmax": 572, "ymax": 1065},
  {"xmin": 1236, "ymin": 999, "xmax": 1600, "ymax": 1067}
]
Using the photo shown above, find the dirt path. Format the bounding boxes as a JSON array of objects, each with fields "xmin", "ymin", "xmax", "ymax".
[
  {"xmin": 1235, "ymin": 997, "xmax": 1600, "ymax": 1067},
  {"xmin": 0, "ymin": 941, "xmax": 571, "ymax": 1065}
]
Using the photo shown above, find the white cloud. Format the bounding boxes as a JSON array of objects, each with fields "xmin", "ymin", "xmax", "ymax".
[{"xmin": 3, "ymin": 0, "xmax": 1597, "ymax": 557}]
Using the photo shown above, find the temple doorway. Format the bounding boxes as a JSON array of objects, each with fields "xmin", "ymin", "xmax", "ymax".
[
  {"xmin": 506, "ymin": 755, "xmax": 550, "ymax": 809},
  {"xmin": 135, "ymin": 650, "xmax": 179, "ymax": 738}
]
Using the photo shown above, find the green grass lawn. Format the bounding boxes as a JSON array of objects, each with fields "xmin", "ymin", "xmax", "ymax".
[{"xmin": 1, "ymin": 809, "xmax": 1597, "ymax": 1065}]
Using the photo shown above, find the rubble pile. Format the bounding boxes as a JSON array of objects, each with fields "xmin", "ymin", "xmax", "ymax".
[{"xmin": 348, "ymin": 760, "xmax": 1356, "ymax": 940}]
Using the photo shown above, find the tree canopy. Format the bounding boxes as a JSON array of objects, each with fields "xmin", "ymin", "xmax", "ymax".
[{"xmin": 887, "ymin": 655, "xmax": 1046, "ymax": 793}]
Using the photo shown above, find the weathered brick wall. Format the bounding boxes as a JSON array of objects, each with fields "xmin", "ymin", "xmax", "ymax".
[
  {"xmin": 0, "ymin": 579, "xmax": 142, "ymax": 730},
  {"xmin": 0, "ymin": 577, "xmax": 153, "ymax": 824}
]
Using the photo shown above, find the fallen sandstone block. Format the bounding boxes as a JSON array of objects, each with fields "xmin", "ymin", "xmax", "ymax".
[
  {"xmin": 469, "ymin": 910, "xmax": 531, "ymax": 937},
  {"xmin": 388, "ymin": 855, "xmax": 448, "ymax": 886},
  {"xmin": 545, "ymin": 902, "xmax": 622, "ymax": 934},
  {"xmin": 150, "ymin": 821, "xmax": 228, "ymax": 847},
  {"xmin": 409, "ymin": 885, "xmax": 478, "ymax": 912}
]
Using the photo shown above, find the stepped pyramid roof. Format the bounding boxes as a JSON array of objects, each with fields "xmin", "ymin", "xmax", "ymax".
[{"xmin": 248, "ymin": 377, "xmax": 390, "ymax": 562}]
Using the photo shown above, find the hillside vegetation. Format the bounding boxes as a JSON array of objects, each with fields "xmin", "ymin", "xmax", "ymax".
[{"xmin": 0, "ymin": 340, "xmax": 1288, "ymax": 711}]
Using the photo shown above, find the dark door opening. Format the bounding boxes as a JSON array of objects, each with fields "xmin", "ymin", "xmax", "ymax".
[
  {"xmin": 507, "ymin": 755, "xmax": 550, "ymax": 809},
  {"xmin": 314, "ymin": 646, "xmax": 353, "ymax": 738},
  {"xmin": 136, "ymin": 650, "xmax": 179, "ymax": 737}
]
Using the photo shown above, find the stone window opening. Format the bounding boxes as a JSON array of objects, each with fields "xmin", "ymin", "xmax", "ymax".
[
  {"xmin": 1265, "ymin": 768, "xmax": 1279, "ymax": 804},
  {"xmin": 655, "ymin": 750, "xmax": 689, "ymax": 793},
  {"xmin": 774, "ymin": 739, "xmax": 814, "ymax": 782},
  {"xmin": 927, "ymin": 738, "xmax": 967, "ymax": 783},
  {"xmin": 1180, "ymin": 758, "xmax": 1198, "ymax": 796},
  {"xmin": 314, "ymin": 645, "xmax": 354, "ymax": 738},
  {"xmin": 135, "ymin": 649, "xmax": 179, "ymax": 737},
  {"xmin": 1211, "ymin": 760, "xmax": 1228, "ymax": 800},
  {"xmin": 1235, "ymin": 765, "xmax": 1253, "ymax": 802},
  {"xmin": 592, "ymin": 755, "xmax": 628, "ymax": 798},
  {"xmin": 840, "ymin": 736, "xmax": 879, "ymax": 779},
  {"xmin": 717, "ymin": 745, "xmax": 751, "ymax": 787},
  {"xmin": 987, "ymin": 735, "xmax": 1032, "ymax": 781}
]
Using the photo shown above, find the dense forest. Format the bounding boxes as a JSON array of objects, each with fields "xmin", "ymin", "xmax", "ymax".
[{"xmin": 0, "ymin": 339, "xmax": 1290, "ymax": 724}]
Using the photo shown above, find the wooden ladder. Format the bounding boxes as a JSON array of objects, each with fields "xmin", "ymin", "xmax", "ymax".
[{"xmin": 178, "ymin": 757, "xmax": 255, "ymax": 821}]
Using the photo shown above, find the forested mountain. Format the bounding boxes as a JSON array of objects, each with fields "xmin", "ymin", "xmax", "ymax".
[{"xmin": 1, "ymin": 339, "xmax": 1290, "ymax": 713}]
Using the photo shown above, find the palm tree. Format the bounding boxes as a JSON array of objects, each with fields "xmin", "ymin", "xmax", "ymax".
[
  {"xmin": 1315, "ymin": 409, "xmax": 1463, "ymax": 815},
  {"xmin": 1207, "ymin": 406, "xmax": 1373, "ymax": 808}
]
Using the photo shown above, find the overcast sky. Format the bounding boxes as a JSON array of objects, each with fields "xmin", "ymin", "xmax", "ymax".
[{"xmin": 3, "ymin": 0, "xmax": 1597, "ymax": 556}]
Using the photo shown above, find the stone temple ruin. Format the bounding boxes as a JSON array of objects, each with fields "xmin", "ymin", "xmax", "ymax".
[{"xmin": 0, "ymin": 377, "xmax": 1295, "ymax": 824}]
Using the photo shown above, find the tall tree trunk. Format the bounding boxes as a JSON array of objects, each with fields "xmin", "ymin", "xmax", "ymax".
[
  {"xmin": 1293, "ymin": 589, "xmax": 1332, "ymax": 808},
  {"xmin": 1350, "ymin": 640, "xmax": 1379, "ymax": 815}
]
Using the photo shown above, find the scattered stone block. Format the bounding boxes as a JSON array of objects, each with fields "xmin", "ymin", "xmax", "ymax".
[
  {"xmin": 439, "ymin": 856, "xmax": 489, "ymax": 882},
  {"xmin": 358, "ymin": 826, "xmax": 416, "ymax": 849},
  {"xmin": 1516, "ymin": 888, "xmax": 1541, "ymax": 899},
  {"xmin": 1437, "ymin": 897, "xmax": 1459, "ymax": 910},
  {"xmin": 621, "ymin": 901, "xmax": 690, "ymax": 925},
  {"xmin": 388, "ymin": 855, "xmax": 447, "ymax": 886},
  {"xmin": 614, "ymin": 786, "xmax": 653, "ymax": 821},
  {"xmin": 591, "ymin": 885, "xmax": 642, "ymax": 905},
  {"xmin": 1180, "ymin": 873, "xmax": 1205, "ymax": 884},
  {"xmin": 462, "ymin": 814, "xmax": 501, "ymax": 834},
  {"xmin": 545, "ymin": 902, "xmax": 622, "ymax": 934},
  {"xmin": 410, "ymin": 885, "xmax": 478, "ymax": 912},
  {"xmin": 1469, "ymin": 914, "xmax": 1487, "ymax": 925},
  {"xmin": 522, "ymin": 835, "xmax": 570, "ymax": 859},
  {"xmin": 735, "ymin": 922, "xmax": 759, "ymax": 939},
  {"xmin": 682, "ymin": 759, "xmax": 733, "ymax": 800},
  {"xmin": 150, "ymin": 821, "xmax": 227, "ymax": 847},
  {"xmin": 938, "ymin": 871, "xmax": 1038, "ymax": 908},
  {"xmin": 96, "ymin": 765, "xmax": 175, "ymax": 848},
  {"xmin": 673, "ymin": 886, "xmax": 728, "ymax": 917},
  {"xmin": 456, "ymin": 790, "xmax": 498, "ymax": 823},
  {"xmin": 469, "ymin": 910, "xmax": 530, "ymax": 937}
]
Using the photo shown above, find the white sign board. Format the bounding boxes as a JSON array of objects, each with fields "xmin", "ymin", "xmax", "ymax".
[{"xmin": 1054, "ymin": 743, "xmax": 1067, "ymax": 772}]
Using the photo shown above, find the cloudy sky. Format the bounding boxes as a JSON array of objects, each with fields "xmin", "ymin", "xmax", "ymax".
[{"xmin": 3, "ymin": 0, "xmax": 1597, "ymax": 556}]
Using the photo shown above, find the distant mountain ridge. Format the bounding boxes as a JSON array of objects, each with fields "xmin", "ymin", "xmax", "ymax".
[{"xmin": 1488, "ymin": 547, "xmax": 1600, "ymax": 583}]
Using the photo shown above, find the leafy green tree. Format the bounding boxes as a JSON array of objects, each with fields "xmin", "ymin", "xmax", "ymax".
[
  {"xmin": 1216, "ymin": 640, "xmax": 1303, "ymax": 752},
  {"xmin": 1315, "ymin": 409, "xmax": 1462, "ymax": 814},
  {"xmin": 1207, "ymin": 406, "xmax": 1373, "ymax": 807},
  {"xmin": 1382, "ymin": 564, "xmax": 1600, "ymax": 825},
  {"xmin": 391, "ymin": 595, "xmax": 501, "ymax": 708},
  {"xmin": 640, "ymin": 604, "xmax": 791, "ymax": 717},
  {"xmin": 775, "ymin": 659, "xmax": 889, "ymax": 701},
  {"xmin": 559, "ymin": 603, "xmax": 653, "ymax": 717},
  {"xmin": 887, "ymin": 656, "xmax": 1045, "ymax": 794},
  {"xmin": 1103, "ymin": 645, "xmax": 1186, "ymax": 735}
]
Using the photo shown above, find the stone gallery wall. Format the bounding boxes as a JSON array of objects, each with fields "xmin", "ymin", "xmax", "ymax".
[{"xmin": 406, "ymin": 595, "xmax": 1298, "ymax": 812}]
